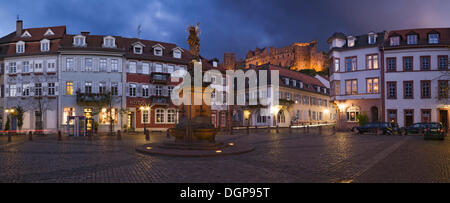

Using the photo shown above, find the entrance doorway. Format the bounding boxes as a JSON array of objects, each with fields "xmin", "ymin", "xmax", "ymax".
[
  {"xmin": 84, "ymin": 108, "xmax": 93, "ymax": 131},
  {"xmin": 127, "ymin": 112, "xmax": 135, "ymax": 130},
  {"xmin": 439, "ymin": 110, "xmax": 448, "ymax": 131},
  {"xmin": 371, "ymin": 106, "xmax": 379, "ymax": 122},
  {"xmin": 404, "ymin": 109, "xmax": 414, "ymax": 128}
]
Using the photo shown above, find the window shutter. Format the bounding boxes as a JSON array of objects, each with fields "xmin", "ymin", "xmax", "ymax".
[
  {"xmin": 137, "ymin": 62, "xmax": 143, "ymax": 74},
  {"xmin": 93, "ymin": 82, "xmax": 98, "ymax": 94},
  {"xmin": 62, "ymin": 81, "xmax": 66, "ymax": 95},
  {"xmin": 29, "ymin": 82, "xmax": 35, "ymax": 96},
  {"xmin": 118, "ymin": 82, "xmax": 122, "ymax": 96},
  {"xmin": 5, "ymin": 64, "xmax": 8, "ymax": 74},
  {"xmin": 73, "ymin": 81, "xmax": 78, "ymax": 95},
  {"xmin": 42, "ymin": 82, "xmax": 48, "ymax": 96},
  {"xmin": 5, "ymin": 85, "xmax": 9, "ymax": 97},
  {"xmin": 150, "ymin": 85, "xmax": 156, "ymax": 96},
  {"xmin": 163, "ymin": 64, "xmax": 168, "ymax": 73},
  {"xmin": 17, "ymin": 83, "xmax": 22, "ymax": 97},
  {"xmin": 126, "ymin": 62, "xmax": 129, "ymax": 73},
  {"xmin": 55, "ymin": 82, "xmax": 59, "ymax": 96},
  {"xmin": 17, "ymin": 63, "xmax": 22, "ymax": 74},
  {"xmin": 150, "ymin": 63, "xmax": 155, "ymax": 73},
  {"xmin": 80, "ymin": 81, "xmax": 85, "ymax": 93},
  {"xmin": 137, "ymin": 84, "xmax": 142, "ymax": 97},
  {"xmin": 80, "ymin": 58, "xmax": 85, "ymax": 72},
  {"xmin": 118, "ymin": 59, "xmax": 122, "ymax": 72},
  {"xmin": 126, "ymin": 83, "xmax": 130, "ymax": 96},
  {"xmin": 106, "ymin": 59, "xmax": 111, "ymax": 72},
  {"xmin": 163, "ymin": 86, "xmax": 168, "ymax": 96},
  {"xmin": 62, "ymin": 58, "xmax": 67, "ymax": 72},
  {"xmin": 94, "ymin": 58, "xmax": 99, "ymax": 72}
]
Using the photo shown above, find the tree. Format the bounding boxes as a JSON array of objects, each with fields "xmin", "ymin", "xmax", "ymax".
[
  {"xmin": 356, "ymin": 113, "xmax": 369, "ymax": 126},
  {"xmin": 13, "ymin": 106, "xmax": 25, "ymax": 132}
]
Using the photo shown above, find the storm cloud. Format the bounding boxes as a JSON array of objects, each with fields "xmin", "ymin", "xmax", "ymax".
[{"xmin": 0, "ymin": 0, "xmax": 448, "ymax": 60}]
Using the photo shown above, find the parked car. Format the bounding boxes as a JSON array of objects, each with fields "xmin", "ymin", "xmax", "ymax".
[
  {"xmin": 403, "ymin": 123, "xmax": 426, "ymax": 135},
  {"xmin": 354, "ymin": 122, "xmax": 395, "ymax": 135},
  {"xmin": 423, "ymin": 122, "xmax": 446, "ymax": 140}
]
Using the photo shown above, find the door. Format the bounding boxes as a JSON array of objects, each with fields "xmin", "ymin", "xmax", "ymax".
[
  {"xmin": 11, "ymin": 117, "xmax": 17, "ymax": 131},
  {"xmin": 371, "ymin": 106, "xmax": 379, "ymax": 122},
  {"xmin": 404, "ymin": 109, "xmax": 414, "ymax": 128},
  {"xmin": 439, "ymin": 110, "xmax": 448, "ymax": 132},
  {"xmin": 35, "ymin": 111, "xmax": 42, "ymax": 130},
  {"xmin": 84, "ymin": 108, "xmax": 93, "ymax": 131},
  {"xmin": 127, "ymin": 112, "xmax": 135, "ymax": 130}
]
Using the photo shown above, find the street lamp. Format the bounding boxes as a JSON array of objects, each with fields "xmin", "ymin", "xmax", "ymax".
[
  {"xmin": 270, "ymin": 105, "xmax": 281, "ymax": 133},
  {"xmin": 139, "ymin": 105, "xmax": 151, "ymax": 134}
]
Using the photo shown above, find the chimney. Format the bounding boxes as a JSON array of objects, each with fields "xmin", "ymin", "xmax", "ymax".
[
  {"xmin": 81, "ymin": 31, "xmax": 90, "ymax": 36},
  {"xmin": 16, "ymin": 20, "xmax": 23, "ymax": 37}
]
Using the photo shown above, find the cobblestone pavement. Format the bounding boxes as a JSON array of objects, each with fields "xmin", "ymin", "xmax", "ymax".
[{"xmin": 0, "ymin": 127, "xmax": 449, "ymax": 183}]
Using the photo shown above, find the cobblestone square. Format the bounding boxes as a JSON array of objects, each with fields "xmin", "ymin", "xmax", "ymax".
[{"xmin": 0, "ymin": 128, "xmax": 449, "ymax": 183}]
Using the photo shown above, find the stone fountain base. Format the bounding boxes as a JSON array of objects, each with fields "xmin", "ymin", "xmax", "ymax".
[{"xmin": 136, "ymin": 141, "xmax": 255, "ymax": 157}]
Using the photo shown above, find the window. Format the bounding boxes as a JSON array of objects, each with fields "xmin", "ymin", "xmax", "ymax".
[
  {"xmin": 404, "ymin": 109, "xmax": 414, "ymax": 127},
  {"xmin": 129, "ymin": 62, "xmax": 136, "ymax": 73},
  {"xmin": 154, "ymin": 48, "xmax": 163, "ymax": 56},
  {"xmin": 129, "ymin": 84, "xmax": 136, "ymax": 97},
  {"xmin": 438, "ymin": 56, "xmax": 448, "ymax": 70},
  {"xmin": 333, "ymin": 58, "xmax": 340, "ymax": 72},
  {"xmin": 85, "ymin": 58, "xmax": 93, "ymax": 71},
  {"xmin": 366, "ymin": 78, "xmax": 379, "ymax": 93},
  {"xmin": 66, "ymin": 58, "xmax": 74, "ymax": 71},
  {"xmin": 167, "ymin": 109, "xmax": 176, "ymax": 123},
  {"xmin": 99, "ymin": 108, "xmax": 117, "ymax": 124},
  {"xmin": 34, "ymin": 62, "xmax": 43, "ymax": 73},
  {"xmin": 346, "ymin": 106, "xmax": 360, "ymax": 122},
  {"xmin": 155, "ymin": 64, "xmax": 163, "ymax": 73},
  {"xmin": 66, "ymin": 81, "xmax": 73, "ymax": 95},
  {"xmin": 303, "ymin": 96, "xmax": 309, "ymax": 104},
  {"xmin": 403, "ymin": 57, "xmax": 413, "ymax": 71},
  {"xmin": 103, "ymin": 37, "xmax": 115, "ymax": 48},
  {"xmin": 63, "ymin": 107, "xmax": 76, "ymax": 125},
  {"xmin": 347, "ymin": 37, "xmax": 355, "ymax": 47},
  {"xmin": 168, "ymin": 86, "xmax": 173, "ymax": 98},
  {"xmin": 35, "ymin": 83, "xmax": 42, "ymax": 96},
  {"xmin": 85, "ymin": 82, "xmax": 92, "ymax": 94},
  {"xmin": 142, "ymin": 85, "xmax": 149, "ymax": 97},
  {"xmin": 428, "ymin": 34, "xmax": 439, "ymax": 44},
  {"xmin": 173, "ymin": 50, "xmax": 181, "ymax": 58},
  {"xmin": 134, "ymin": 46, "xmax": 143, "ymax": 54},
  {"xmin": 407, "ymin": 35, "xmax": 418, "ymax": 45},
  {"xmin": 438, "ymin": 80, "xmax": 448, "ymax": 99},
  {"xmin": 403, "ymin": 81, "xmax": 414, "ymax": 99},
  {"xmin": 345, "ymin": 79, "xmax": 357, "ymax": 95},
  {"xmin": 277, "ymin": 110, "xmax": 286, "ymax": 123},
  {"xmin": 345, "ymin": 57, "xmax": 357, "ymax": 71},
  {"xmin": 142, "ymin": 109, "xmax": 150, "ymax": 124},
  {"xmin": 22, "ymin": 61, "xmax": 30, "ymax": 73},
  {"xmin": 368, "ymin": 35, "xmax": 376, "ymax": 44},
  {"xmin": 111, "ymin": 59, "xmax": 119, "ymax": 72},
  {"xmin": 421, "ymin": 80, "xmax": 431, "ymax": 98},
  {"xmin": 40, "ymin": 39, "xmax": 50, "ymax": 52},
  {"xmin": 10, "ymin": 84, "xmax": 17, "ymax": 97},
  {"xmin": 99, "ymin": 59, "xmax": 107, "ymax": 72},
  {"xmin": 47, "ymin": 61, "xmax": 56, "ymax": 72},
  {"xmin": 155, "ymin": 85, "xmax": 162, "ymax": 96},
  {"xmin": 142, "ymin": 63, "xmax": 150, "ymax": 74},
  {"xmin": 421, "ymin": 109, "xmax": 431, "ymax": 123},
  {"xmin": 421, "ymin": 56, "xmax": 430, "ymax": 70},
  {"xmin": 22, "ymin": 83, "xmax": 30, "ymax": 96},
  {"xmin": 388, "ymin": 109, "xmax": 397, "ymax": 124},
  {"xmin": 111, "ymin": 82, "xmax": 119, "ymax": 96},
  {"xmin": 155, "ymin": 109, "xmax": 165, "ymax": 123},
  {"xmin": 99, "ymin": 82, "xmax": 106, "ymax": 94},
  {"xmin": 48, "ymin": 83, "xmax": 55, "ymax": 96},
  {"xmin": 285, "ymin": 92, "xmax": 291, "ymax": 100},
  {"xmin": 16, "ymin": 41, "xmax": 25, "ymax": 53},
  {"xmin": 387, "ymin": 57, "xmax": 396, "ymax": 72},
  {"xmin": 73, "ymin": 36, "xmax": 86, "ymax": 46},
  {"xmin": 167, "ymin": 65, "xmax": 174, "ymax": 73},
  {"xmin": 366, "ymin": 54, "xmax": 379, "ymax": 69},
  {"xmin": 387, "ymin": 82, "xmax": 397, "ymax": 99},
  {"xmin": 390, "ymin": 36, "xmax": 400, "ymax": 46},
  {"xmin": 9, "ymin": 62, "xmax": 17, "ymax": 74}
]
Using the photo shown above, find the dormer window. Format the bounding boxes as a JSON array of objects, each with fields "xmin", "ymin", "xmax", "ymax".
[
  {"xmin": 44, "ymin": 29, "xmax": 55, "ymax": 36},
  {"xmin": 428, "ymin": 33, "xmax": 439, "ymax": 44},
  {"xmin": 21, "ymin": 31, "xmax": 32, "ymax": 38},
  {"xmin": 347, "ymin": 36, "xmax": 356, "ymax": 47},
  {"xmin": 152, "ymin": 44, "xmax": 165, "ymax": 56},
  {"xmin": 16, "ymin": 41, "xmax": 25, "ymax": 53},
  {"xmin": 390, "ymin": 36, "xmax": 400, "ymax": 46},
  {"xmin": 103, "ymin": 36, "xmax": 116, "ymax": 48},
  {"xmin": 134, "ymin": 46, "xmax": 142, "ymax": 54},
  {"xmin": 73, "ymin": 35, "xmax": 86, "ymax": 47},
  {"xmin": 172, "ymin": 47, "xmax": 183, "ymax": 58},
  {"xmin": 212, "ymin": 61, "xmax": 218, "ymax": 67},
  {"xmin": 40, "ymin": 39, "xmax": 50, "ymax": 52},
  {"xmin": 407, "ymin": 35, "xmax": 418, "ymax": 45},
  {"xmin": 368, "ymin": 33, "xmax": 377, "ymax": 44}
]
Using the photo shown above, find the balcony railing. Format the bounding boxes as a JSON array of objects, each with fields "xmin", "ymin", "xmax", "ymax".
[
  {"xmin": 150, "ymin": 95, "xmax": 170, "ymax": 105},
  {"xmin": 150, "ymin": 72, "xmax": 170, "ymax": 84},
  {"xmin": 77, "ymin": 92, "xmax": 110, "ymax": 106}
]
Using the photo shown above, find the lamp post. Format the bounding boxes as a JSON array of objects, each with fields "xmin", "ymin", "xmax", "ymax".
[{"xmin": 139, "ymin": 105, "xmax": 151, "ymax": 135}]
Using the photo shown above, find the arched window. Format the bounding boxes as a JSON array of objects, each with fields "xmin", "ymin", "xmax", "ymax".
[
  {"xmin": 346, "ymin": 106, "xmax": 360, "ymax": 122},
  {"xmin": 278, "ymin": 110, "xmax": 286, "ymax": 123},
  {"xmin": 167, "ymin": 109, "xmax": 176, "ymax": 123},
  {"xmin": 155, "ymin": 109, "xmax": 165, "ymax": 124}
]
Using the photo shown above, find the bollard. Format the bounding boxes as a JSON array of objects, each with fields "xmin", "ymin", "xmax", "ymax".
[
  {"xmin": 58, "ymin": 131, "xmax": 62, "ymax": 141},
  {"xmin": 28, "ymin": 131, "xmax": 33, "ymax": 141},
  {"xmin": 117, "ymin": 130, "xmax": 122, "ymax": 140},
  {"xmin": 8, "ymin": 132, "xmax": 12, "ymax": 143}
]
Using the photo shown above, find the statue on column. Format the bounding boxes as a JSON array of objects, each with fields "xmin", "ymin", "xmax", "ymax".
[{"xmin": 187, "ymin": 22, "xmax": 201, "ymax": 60}]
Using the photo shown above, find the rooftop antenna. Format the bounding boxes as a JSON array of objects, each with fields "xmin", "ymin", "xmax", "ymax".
[{"xmin": 17, "ymin": 14, "xmax": 19, "ymax": 20}]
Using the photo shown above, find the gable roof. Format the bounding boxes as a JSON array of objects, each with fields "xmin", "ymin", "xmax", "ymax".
[{"xmin": 11, "ymin": 26, "xmax": 66, "ymax": 42}]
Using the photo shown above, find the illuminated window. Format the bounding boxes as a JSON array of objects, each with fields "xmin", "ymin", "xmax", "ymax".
[
  {"xmin": 142, "ymin": 110, "xmax": 150, "ymax": 124},
  {"xmin": 167, "ymin": 109, "xmax": 176, "ymax": 123},
  {"xmin": 345, "ymin": 79, "xmax": 357, "ymax": 95},
  {"xmin": 66, "ymin": 81, "xmax": 73, "ymax": 95},
  {"xmin": 346, "ymin": 106, "xmax": 360, "ymax": 122},
  {"xmin": 366, "ymin": 54, "xmax": 378, "ymax": 69},
  {"xmin": 99, "ymin": 108, "xmax": 118, "ymax": 124},
  {"xmin": 366, "ymin": 78, "xmax": 379, "ymax": 93},
  {"xmin": 155, "ymin": 109, "xmax": 165, "ymax": 124},
  {"xmin": 63, "ymin": 107, "xmax": 76, "ymax": 124}
]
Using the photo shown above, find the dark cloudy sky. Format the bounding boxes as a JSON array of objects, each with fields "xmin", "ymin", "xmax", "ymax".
[{"xmin": 0, "ymin": 0, "xmax": 448, "ymax": 60}]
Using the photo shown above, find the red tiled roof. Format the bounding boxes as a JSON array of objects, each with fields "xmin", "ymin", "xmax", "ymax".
[
  {"xmin": 387, "ymin": 28, "xmax": 450, "ymax": 45},
  {"xmin": 11, "ymin": 26, "xmax": 66, "ymax": 42}
]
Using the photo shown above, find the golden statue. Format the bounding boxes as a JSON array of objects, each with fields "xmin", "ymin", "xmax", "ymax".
[{"xmin": 187, "ymin": 22, "xmax": 201, "ymax": 59}]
